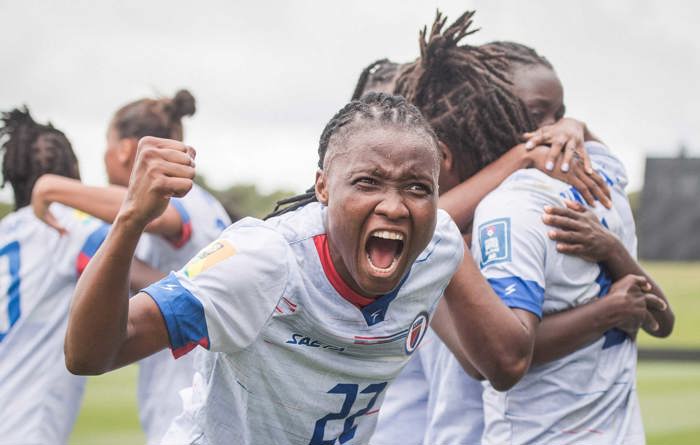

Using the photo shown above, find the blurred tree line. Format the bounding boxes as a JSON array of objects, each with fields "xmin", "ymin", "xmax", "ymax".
[{"xmin": 194, "ymin": 175, "xmax": 296, "ymax": 221}]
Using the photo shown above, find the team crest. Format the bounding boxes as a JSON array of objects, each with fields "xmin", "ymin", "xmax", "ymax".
[
  {"xmin": 479, "ymin": 218, "xmax": 511, "ymax": 268},
  {"xmin": 184, "ymin": 239, "xmax": 236, "ymax": 278},
  {"xmin": 404, "ymin": 311, "xmax": 429, "ymax": 355}
]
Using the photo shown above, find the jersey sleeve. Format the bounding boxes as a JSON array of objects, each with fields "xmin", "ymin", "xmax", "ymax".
[
  {"xmin": 167, "ymin": 197, "xmax": 193, "ymax": 248},
  {"xmin": 51, "ymin": 204, "xmax": 111, "ymax": 277},
  {"xmin": 427, "ymin": 209, "xmax": 465, "ymax": 278},
  {"xmin": 142, "ymin": 220, "xmax": 289, "ymax": 358},
  {"xmin": 471, "ymin": 191, "xmax": 550, "ymax": 319}
]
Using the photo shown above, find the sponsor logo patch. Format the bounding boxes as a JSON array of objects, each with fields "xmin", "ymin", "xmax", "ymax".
[
  {"xmin": 183, "ymin": 240, "xmax": 236, "ymax": 278},
  {"xmin": 405, "ymin": 311, "xmax": 429, "ymax": 355},
  {"xmin": 479, "ymin": 218, "xmax": 511, "ymax": 268}
]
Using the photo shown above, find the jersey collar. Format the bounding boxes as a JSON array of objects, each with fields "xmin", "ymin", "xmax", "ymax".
[{"xmin": 313, "ymin": 234, "xmax": 409, "ymax": 326}]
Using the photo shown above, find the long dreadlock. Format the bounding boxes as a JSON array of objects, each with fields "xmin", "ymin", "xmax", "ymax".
[
  {"xmin": 481, "ymin": 41, "xmax": 553, "ymax": 71},
  {"xmin": 395, "ymin": 10, "xmax": 536, "ymax": 181},
  {"xmin": 266, "ymin": 92, "xmax": 438, "ymax": 219},
  {"xmin": 0, "ymin": 107, "xmax": 79, "ymax": 210}
]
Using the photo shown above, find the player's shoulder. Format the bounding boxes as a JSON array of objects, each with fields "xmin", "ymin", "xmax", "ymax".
[
  {"xmin": 585, "ymin": 141, "xmax": 629, "ymax": 191},
  {"xmin": 478, "ymin": 169, "xmax": 564, "ymax": 219},
  {"xmin": 262, "ymin": 202, "xmax": 326, "ymax": 244},
  {"xmin": 412, "ymin": 209, "xmax": 464, "ymax": 273}
]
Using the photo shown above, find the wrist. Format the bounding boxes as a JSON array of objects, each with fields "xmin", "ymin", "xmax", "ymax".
[
  {"xmin": 515, "ymin": 143, "xmax": 535, "ymax": 168},
  {"xmin": 594, "ymin": 297, "xmax": 624, "ymax": 332},
  {"xmin": 114, "ymin": 205, "xmax": 150, "ymax": 235},
  {"xmin": 600, "ymin": 233, "xmax": 626, "ymax": 265}
]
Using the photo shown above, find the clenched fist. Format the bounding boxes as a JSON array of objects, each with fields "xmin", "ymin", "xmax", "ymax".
[{"xmin": 119, "ymin": 136, "xmax": 196, "ymax": 229}]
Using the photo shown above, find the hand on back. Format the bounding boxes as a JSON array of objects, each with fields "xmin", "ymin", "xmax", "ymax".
[{"xmin": 523, "ymin": 118, "xmax": 612, "ymax": 209}]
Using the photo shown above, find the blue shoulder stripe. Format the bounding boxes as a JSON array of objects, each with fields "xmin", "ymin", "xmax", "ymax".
[
  {"xmin": 143, "ymin": 272, "xmax": 210, "ymax": 358},
  {"xmin": 487, "ymin": 276, "xmax": 544, "ymax": 319}
]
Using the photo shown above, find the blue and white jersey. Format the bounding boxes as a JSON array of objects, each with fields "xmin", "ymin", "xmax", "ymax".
[
  {"xmin": 371, "ymin": 328, "xmax": 442, "ymax": 445},
  {"xmin": 474, "ymin": 142, "xmax": 643, "ymax": 445},
  {"xmin": 135, "ymin": 183, "xmax": 231, "ymax": 445},
  {"xmin": 423, "ymin": 338, "xmax": 485, "ymax": 445},
  {"xmin": 0, "ymin": 204, "xmax": 108, "ymax": 445},
  {"xmin": 142, "ymin": 202, "xmax": 463, "ymax": 445}
]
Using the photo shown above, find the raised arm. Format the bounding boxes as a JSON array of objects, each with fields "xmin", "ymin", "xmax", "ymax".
[
  {"xmin": 440, "ymin": 249, "xmax": 539, "ymax": 391},
  {"xmin": 32, "ymin": 173, "xmax": 186, "ymax": 239},
  {"xmin": 130, "ymin": 258, "xmax": 166, "ymax": 293},
  {"xmin": 65, "ymin": 137, "xmax": 196, "ymax": 375}
]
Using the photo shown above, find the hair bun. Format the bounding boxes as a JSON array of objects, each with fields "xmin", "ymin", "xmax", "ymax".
[{"xmin": 172, "ymin": 89, "xmax": 196, "ymax": 118}]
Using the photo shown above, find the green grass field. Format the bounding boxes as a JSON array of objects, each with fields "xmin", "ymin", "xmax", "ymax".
[{"xmin": 70, "ymin": 262, "xmax": 700, "ymax": 444}]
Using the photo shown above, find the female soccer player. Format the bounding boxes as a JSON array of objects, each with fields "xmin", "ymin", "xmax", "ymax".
[
  {"xmin": 64, "ymin": 91, "xmax": 568, "ymax": 444},
  {"xmin": 0, "ymin": 108, "xmax": 159, "ymax": 444},
  {"xmin": 350, "ymin": 49, "xmax": 610, "ymax": 445},
  {"xmin": 31, "ymin": 90, "xmax": 231, "ymax": 444},
  {"xmin": 377, "ymin": 10, "xmax": 672, "ymax": 444}
]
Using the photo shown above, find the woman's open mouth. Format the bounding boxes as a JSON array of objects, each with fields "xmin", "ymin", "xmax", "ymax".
[{"xmin": 365, "ymin": 230, "xmax": 405, "ymax": 276}]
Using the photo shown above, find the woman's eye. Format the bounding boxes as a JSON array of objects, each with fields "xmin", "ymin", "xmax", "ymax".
[
  {"xmin": 407, "ymin": 183, "xmax": 431, "ymax": 195},
  {"xmin": 530, "ymin": 110, "xmax": 545, "ymax": 125},
  {"xmin": 354, "ymin": 177, "xmax": 377, "ymax": 186}
]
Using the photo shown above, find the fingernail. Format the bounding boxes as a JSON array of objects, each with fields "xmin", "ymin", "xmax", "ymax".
[
  {"xmin": 548, "ymin": 230, "xmax": 556, "ymax": 238},
  {"xmin": 526, "ymin": 141, "xmax": 534, "ymax": 149},
  {"xmin": 546, "ymin": 161, "xmax": 554, "ymax": 171},
  {"xmin": 562, "ymin": 163, "xmax": 570, "ymax": 172},
  {"xmin": 543, "ymin": 205, "xmax": 552, "ymax": 212}
]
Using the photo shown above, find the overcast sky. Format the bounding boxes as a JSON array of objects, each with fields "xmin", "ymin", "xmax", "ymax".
[{"xmin": 1, "ymin": 0, "xmax": 698, "ymax": 202}]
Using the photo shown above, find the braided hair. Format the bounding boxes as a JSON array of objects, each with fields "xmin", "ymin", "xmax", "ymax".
[
  {"xmin": 480, "ymin": 41, "xmax": 553, "ymax": 71},
  {"xmin": 395, "ymin": 10, "xmax": 536, "ymax": 181},
  {"xmin": 112, "ymin": 89, "xmax": 196, "ymax": 142},
  {"xmin": 350, "ymin": 59, "xmax": 404, "ymax": 100},
  {"xmin": 0, "ymin": 107, "xmax": 79, "ymax": 210},
  {"xmin": 266, "ymin": 92, "xmax": 438, "ymax": 219}
]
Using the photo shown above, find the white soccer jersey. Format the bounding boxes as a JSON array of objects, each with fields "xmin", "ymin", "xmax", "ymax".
[
  {"xmin": 472, "ymin": 142, "xmax": 643, "ymax": 445},
  {"xmin": 371, "ymin": 328, "xmax": 442, "ymax": 445},
  {"xmin": 0, "ymin": 204, "xmax": 108, "ymax": 445},
  {"xmin": 135, "ymin": 183, "xmax": 231, "ymax": 445},
  {"xmin": 142, "ymin": 202, "xmax": 464, "ymax": 445}
]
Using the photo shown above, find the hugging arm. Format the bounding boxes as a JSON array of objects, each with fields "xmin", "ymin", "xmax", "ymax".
[
  {"xmin": 543, "ymin": 201, "xmax": 674, "ymax": 338},
  {"xmin": 440, "ymin": 125, "xmax": 610, "ymax": 234},
  {"xmin": 32, "ymin": 174, "xmax": 187, "ymax": 240}
]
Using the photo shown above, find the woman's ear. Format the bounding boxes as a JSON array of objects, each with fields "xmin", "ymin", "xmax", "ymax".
[
  {"xmin": 117, "ymin": 137, "xmax": 139, "ymax": 167},
  {"xmin": 315, "ymin": 170, "xmax": 328, "ymax": 205},
  {"xmin": 438, "ymin": 140, "xmax": 455, "ymax": 174},
  {"xmin": 315, "ymin": 170, "xmax": 329, "ymax": 205}
]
